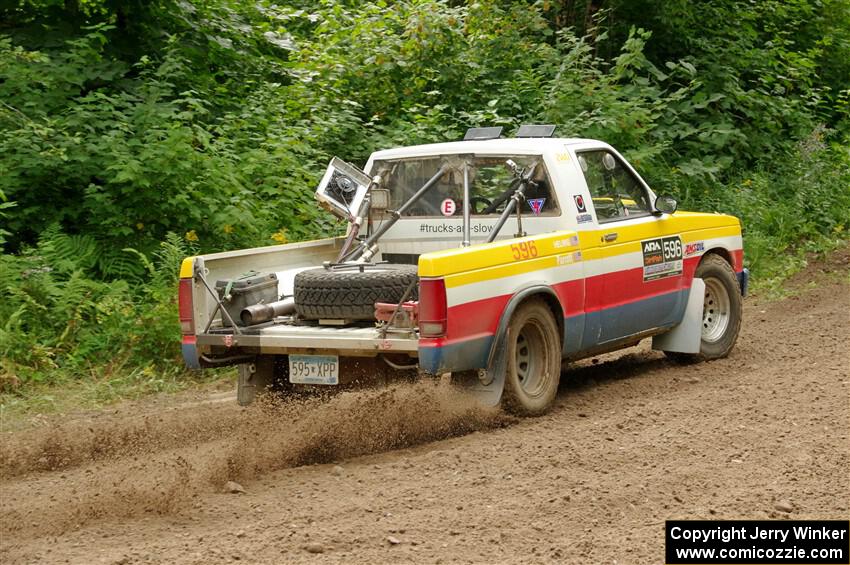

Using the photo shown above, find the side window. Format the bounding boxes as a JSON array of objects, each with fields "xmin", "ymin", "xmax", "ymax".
[{"xmin": 576, "ymin": 150, "xmax": 651, "ymax": 221}]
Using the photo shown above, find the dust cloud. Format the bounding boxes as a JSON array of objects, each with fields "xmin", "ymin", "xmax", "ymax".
[{"xmin": 0, "ymin": 381, "xmax": 510, "ymax": 537}]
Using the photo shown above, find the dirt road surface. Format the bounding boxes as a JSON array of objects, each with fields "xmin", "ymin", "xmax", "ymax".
[{"xmin": 2, "ymin": 251, "xmax": 848, "ymax": 564}]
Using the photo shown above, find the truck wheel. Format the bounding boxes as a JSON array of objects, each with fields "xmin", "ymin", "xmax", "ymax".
[
  {"xmin": 237, "ymin": 356, "xmax": 289, "ymax": 406},
  {"xmin": 294, "ymin": 264, "xmax": 418, "ymax": 320},
  {"xmin": 502, "ymin": 299, "xmax": 561, "ymax": 416},
  {"xmin": 667, "ymin": 254, "xmax": 742, "ymax": 362}
]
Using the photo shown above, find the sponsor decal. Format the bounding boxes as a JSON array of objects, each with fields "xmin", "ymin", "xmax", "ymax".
[
  {"xmin": 684, "ymin": 241, "xmax": 705, "ymax": 257},
  {"xmin": 440, "ymin": 198, "xmax": 456, "ymax": 216},
  {"xmin": 573, "ymin": 194, "xmax": 587, "ymax": 213},
  {"xmin": 554, "ymin": 235, "xmax": 579, "ymax": 249},
  {"xmin": 558, "ymin": 250, "xmax": 583, "ymax": 265},
  {"xmin": 556, "ymin": 151, "xmax": 571, "ymax": 163},
  {"xmin": 576, "ymin": 213, "xmax": 593, "ymax": 224},
  {"xmin": 641, "ymin": 235, "xmax": 683, "ymax": 281},
  {"xmin": 528, "ymin": 198, "xmax": 545, "ymax": 216},
  {"xmin": 223, "ymin": 334, "xmax": 233, "ymax": 348}
]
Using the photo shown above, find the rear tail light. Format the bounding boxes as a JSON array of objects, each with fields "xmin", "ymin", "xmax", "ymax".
[
  {"xmin": 418, "ymin": 278, "xmax": 447, "ymax": 338},
  {"xmin": 178, "ymin": 278, "xmax": 195, "ymax": 335}
]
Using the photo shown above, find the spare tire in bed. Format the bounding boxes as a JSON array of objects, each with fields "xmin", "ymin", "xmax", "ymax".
[{"xmin": 294, "ymin": 264, "xmax": 419, "ymax": 321}]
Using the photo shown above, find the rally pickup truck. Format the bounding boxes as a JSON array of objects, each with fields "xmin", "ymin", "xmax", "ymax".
[{"xmin": 178, "ymin": 126, "xmax": 748, "ymax": 415}]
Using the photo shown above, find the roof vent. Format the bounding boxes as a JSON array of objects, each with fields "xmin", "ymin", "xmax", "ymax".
[
  {"xmin": 463, "ymin": 126, "xmax": 503, "ymax": 141},
  {"xmin": 515, "ymin": 124, "xmax": 556, "ymax": 138}
]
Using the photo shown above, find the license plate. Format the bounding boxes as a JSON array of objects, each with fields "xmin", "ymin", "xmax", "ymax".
[{"xmin": 288, "ymin": 355, "xmax": 339, "ymax": 385}]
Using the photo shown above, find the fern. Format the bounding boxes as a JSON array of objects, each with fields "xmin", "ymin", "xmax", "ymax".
[
  {"xmin": 151, "ymin": 232, "xmax": 194, "ymax": 286},
  {"xmin": 37, "ymin": 226, "xmax": 100, "ymax": 275},
  {"xmin": 122, "ymin": 248, "xmax": 156, "ymax": 278},
  {"xmin": 35, "ymin": 225, "xmax": 146, "ymax": 280},
  {"xmin": 97, "ymin": 249, "xmax": 145, "ymax": 280}
]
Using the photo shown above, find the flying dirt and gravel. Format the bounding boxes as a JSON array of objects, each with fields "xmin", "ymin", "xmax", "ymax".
[{"xmin": 1, "ymin": 249, "xmax": 848, "ymax": 564}]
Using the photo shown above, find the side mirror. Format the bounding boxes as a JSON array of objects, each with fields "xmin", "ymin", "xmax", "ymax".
[{"xmin": 655, "ymin": 195, "xmax": 678, "ymax": 215}]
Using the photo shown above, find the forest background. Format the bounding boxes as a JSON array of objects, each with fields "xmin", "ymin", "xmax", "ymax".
[{"xmin": 1, "ymin": 0, "xmax": 848, "ymax": 405}]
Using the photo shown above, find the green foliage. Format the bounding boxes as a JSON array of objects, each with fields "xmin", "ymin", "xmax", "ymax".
[
  {"xmin": 3, "ymin": 0, "xmax": 846, "ymax": 253},
  {"xmin": 0, "ymin": 190, "xmax": 14, "ymax": 248},
  {"xmin": 0, "ymin": 0, "xmax": 847, "ymax": 399},
  {"xmin": 688, "ymin": 127, "xmax": 850, "ymax": 278},
  {"xmin": 0, "ymin": 232, "xmax": 194, "ymax": 391}
]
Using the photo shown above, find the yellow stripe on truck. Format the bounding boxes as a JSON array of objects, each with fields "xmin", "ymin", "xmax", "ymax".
[
  {"xmin": 445, "ymin": 254, "xmax": 561, "ymax": 289},
  {"xmin": 179, "ymin": 257, "xmax": 195, "ymax": 279},
  {"xmin": 418, "ymin": 213, "xmax": 742, "ymax": 285},
  {"xmin": 418, "ymin": 231, "xmax": 580, "ymax": 278},
  {"xmin": 578, "ymin": 219, "xmax": 742, "ymax": 260},
  {"xmin": 682, "ymin": 224, "xmax": 742, "ymax": 243}
]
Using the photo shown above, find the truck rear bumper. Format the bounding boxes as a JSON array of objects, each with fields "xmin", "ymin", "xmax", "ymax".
[{"xmin": 196, "ymin": 324, "xmax": 418, "ymax": 356}]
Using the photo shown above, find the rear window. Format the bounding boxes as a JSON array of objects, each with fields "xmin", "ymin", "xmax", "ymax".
[{"xmin": 371, "ymin": 155, "xmax": 559, "ymax": 217}]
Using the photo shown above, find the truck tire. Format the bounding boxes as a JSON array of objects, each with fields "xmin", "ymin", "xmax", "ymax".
[
  {"xmin": 666, "ymin": 254, "xmax": 742, "ymax": 363},
  {"xmin": 294, "ymin": 264, "xmax": 418, "ymax": 321},
  {"xmin": 502, "ymin": 299, "xmax": 561, "ymax": 416}
]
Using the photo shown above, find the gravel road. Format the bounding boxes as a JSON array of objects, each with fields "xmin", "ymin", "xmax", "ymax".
[{"xmin": 1, "ymin": 249, "xmax": 848, "ymax": 564}]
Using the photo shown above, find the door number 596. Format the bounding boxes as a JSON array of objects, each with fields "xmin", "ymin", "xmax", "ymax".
[{"xmin": 511, "ymin": 241, "xmax": 538, "ymax": 260}]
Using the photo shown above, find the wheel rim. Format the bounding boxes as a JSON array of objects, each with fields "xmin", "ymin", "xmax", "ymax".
[
  {"xmin": 702, "ymin": 277, "xmax": 731, "ymax": 343},
  {"xmin": 514, "ymin": 320, "xmax": 550, "ymax": 397}
]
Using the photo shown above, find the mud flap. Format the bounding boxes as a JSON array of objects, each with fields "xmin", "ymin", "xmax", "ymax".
[
  {"xmin": 652, "ymin": 278, "xmax": 705, "ymax": 354},
  {"xmin": 463, "ymin": 332, "xmax": 508, "ymax": 407},
  {"xmin": 182, "ymin": 340, "xmax": 201, "ymax": 369},
  {"xmin": 237, "ymin": 364, "xmax": 258, "ymax": 406},
  {"xmin": 237, "ymin": 358, "xmax": 275, "ymax": 406}
]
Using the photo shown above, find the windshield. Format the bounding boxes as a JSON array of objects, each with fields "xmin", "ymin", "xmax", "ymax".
[{"xmin": 371, "ymin": 155, "xmax": 558, "ymax": 217}]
